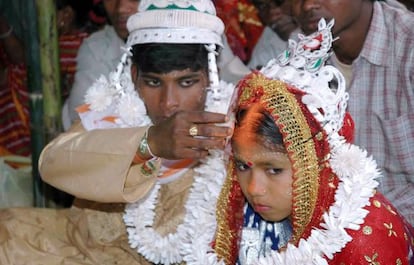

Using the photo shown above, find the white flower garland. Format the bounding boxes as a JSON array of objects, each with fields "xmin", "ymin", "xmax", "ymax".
[
  {"xmin": 84, "ymin": 61, "xmax": 381, "ymax": 264},
  {"xmin": 124, "ymin": 150, "xmax": 227, "ymax": 265},
  {"xmin": 82, "ymin": 53, "xmax": 235, "ymax": 264},
  {"xmin": 256, "ymin": 143, "xmax": 381, "ymax": 265},
  {"xmin": 81, "ymin": 17, "xmax": 380, "ymax": 263},
  {"xmin": 82, "ymin": 43, "xmax": 235, "ymax": 264}
]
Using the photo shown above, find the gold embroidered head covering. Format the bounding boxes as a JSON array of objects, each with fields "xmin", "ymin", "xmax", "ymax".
[{"xmin": 215, "ymin": 19, "xmax": 380, "ymax": 264}]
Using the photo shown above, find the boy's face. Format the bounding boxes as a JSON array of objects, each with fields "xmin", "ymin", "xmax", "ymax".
[{"xmin": 131, "ymin": 66, "xmax": 209, "ymax": 125}]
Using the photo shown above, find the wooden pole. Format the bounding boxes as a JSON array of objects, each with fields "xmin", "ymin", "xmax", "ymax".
[
  {"xmin": 22, "ymin": 0, "xmax": 46, "ymax": 207},
  {"xmin": 36, "ymin": 0, "xmax": 64, "ymax": 207},
  {"xmin": 36, "ymin": 0, "xmax": 62, "ymax": 137},
  {"xmin": 23, "ymin": 0, "xmax": 63, "ymax": 207}
]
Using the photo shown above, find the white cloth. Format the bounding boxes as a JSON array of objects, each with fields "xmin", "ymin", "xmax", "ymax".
[
  {"xmin": 247, "ymin": 27, "xmax": 289, "ymax": 70},
  {"xmin": 218, "ymin": 35, "xmax": 250, "ymax": 83},
  {"xmin": 66, "ymin": 25, "xmax": 126, "ymax": 125},
  {"xmin": 248, "ymin": 27, "xmax": 302, "ymax": 70}
]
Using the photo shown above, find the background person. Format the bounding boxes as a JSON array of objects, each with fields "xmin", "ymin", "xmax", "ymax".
[
  {"xmin": 64, "ymin": 0, "xmax": 139, "ymax": 128},
  {"xmin": 0, "ymin": 1, "xmax": 238, "ymax": 264},
  {"xmin": 248, "ymin": 0, "xmax": 298, "ymax": 70},
  {"xmin": 0, "ymin": 1, "xmax": 96, "ymax": 157},
  {"xmin": 57, "ymin": 0, "xmax": 97, "ymax": 100}
]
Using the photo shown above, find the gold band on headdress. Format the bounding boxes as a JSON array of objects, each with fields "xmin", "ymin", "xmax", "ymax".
[{"xmin": 237, "ymin": 72, "xmax": 322, "ymax": 243}]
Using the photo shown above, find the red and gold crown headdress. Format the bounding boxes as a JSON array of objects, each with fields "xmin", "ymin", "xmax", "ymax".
[{"xmin": 215, "ymin": 19, "xmax": 381, "ymax": 265}]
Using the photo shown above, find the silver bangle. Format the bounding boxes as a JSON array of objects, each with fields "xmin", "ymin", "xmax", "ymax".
[
  {"xmin": 138, "ymin": 126, "xmax": 156, "ymax": 158},
  {"xmin": 0, "ymin": 25, "xmax": 13, "ymax": 39}
]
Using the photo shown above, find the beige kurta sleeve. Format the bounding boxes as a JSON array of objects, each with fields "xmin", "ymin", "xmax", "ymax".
[{"xmin": 38, "ymin": 121, "xmax": 159, "ymax": 203}]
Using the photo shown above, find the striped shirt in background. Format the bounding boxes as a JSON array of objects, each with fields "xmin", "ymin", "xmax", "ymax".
[
  {"xmin": 331, "ymin": 1, "xmax": 414, "ymax": 225},
  {"xmin": 0, "ymin": 51, "xmax": 30, "ymax": 157},
  {"xmin": 59, "ymin": 32, "xmax": 89, "ymax": 100},
  {"xmin": 0, "ymin": 32, "xmax": 88, "ymax": 157}
]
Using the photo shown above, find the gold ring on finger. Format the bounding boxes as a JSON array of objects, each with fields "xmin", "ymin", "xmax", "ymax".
[{"xmin": 189, "ymin": 125, "xmax": 198, "ymax": 136}]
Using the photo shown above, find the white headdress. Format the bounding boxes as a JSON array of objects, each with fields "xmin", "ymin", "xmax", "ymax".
[{"xmin": 127, "ymin": 0, "xmax": 224, "ymax": 47}]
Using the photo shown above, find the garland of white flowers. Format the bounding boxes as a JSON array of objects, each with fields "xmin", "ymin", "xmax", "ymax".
[
  {"xmin": 82, "ymin": 44, "xmax": 234, "ymax": 263},
  {"xmin": 82, "ymin": 16, "xmax": 380, "ymax": 264},
  {"xmin": 81, "ymin": 1, "xmax": 231, "ymax": 261},
  {"xmin": 84, "ymin": 56, "xmax": 381, "ymax": 264},
  {"xmin": 123, "ymin": 150, "xmax": 227, "ymax": 265},
  {"xmin": 256, "ymin": 141, "xmax": 381, "ymax": 265}
]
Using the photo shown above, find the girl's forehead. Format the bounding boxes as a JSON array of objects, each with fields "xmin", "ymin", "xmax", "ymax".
[
  {"xmin": 233, "ymin": 130, "xmax": 286, "ymax": 152},
  {"xmin": 233, "ymin": 139, "xmax": 287, "ymax": 162}
]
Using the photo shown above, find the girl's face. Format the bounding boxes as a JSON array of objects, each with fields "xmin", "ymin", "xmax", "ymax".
[{"xmin": 233, "ymin": 137, "xmax": 293, "ymax": 222}]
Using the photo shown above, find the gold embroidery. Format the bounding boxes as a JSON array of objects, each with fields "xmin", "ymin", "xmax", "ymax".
[
  {"xmin": 237, "ymin": 3, "xmax": 263, "ymax": 27},
  {"xmin": 364, "ymin": 252, "xmax": 380, "ymax": 265},
  {"xmin": 363, "ymin": 225, "xmax": 373, "ymax": 235},
  {"xmin": 215, "ymin": 164, "xmax": 239, "ymax": 263},
  {"xmin": 237, "ymin": 73, "xmax": 320, "ymax": 243},
  {"xmin": 373, "ymin": 200, "xmax": 381, "ymax": 208},
  {"xmin": 385, "ymin": 204, "xmax": 397, "ymax": 215},
  {"xmin": 315, "ymin": 131, "xmax": 323, "ymax": 141},
  {"xmin": 384, "ymin": 222, "xmax": 397, "ymax": 237}
]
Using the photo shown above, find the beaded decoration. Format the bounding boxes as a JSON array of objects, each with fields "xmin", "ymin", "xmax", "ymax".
[{"xmin": 261, "ymin": 19, "xmax": 348, "ymax": 149}]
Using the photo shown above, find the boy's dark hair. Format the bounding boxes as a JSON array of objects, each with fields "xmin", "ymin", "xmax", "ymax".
[{"xmin": 131, "ymin": 43, "xmax": 209, "ymax": 74}]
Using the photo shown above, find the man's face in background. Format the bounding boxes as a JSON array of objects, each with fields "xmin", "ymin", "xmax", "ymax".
[
  {"xmin": 103, "ymin": 0, "xmax": 139, "ymax": 40},
  {"xmin": 254, "ymin": 0, "xmax": 297, "ymax": 41}
]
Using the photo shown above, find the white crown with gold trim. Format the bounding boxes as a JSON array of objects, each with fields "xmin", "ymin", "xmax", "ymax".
[
  {"xmin": 127, "ymin": 0, "xmax": 224, "ymax": 47},
  {"xmin": 260, "ymin": 19, "xmax": 348, "ymax": 148}
]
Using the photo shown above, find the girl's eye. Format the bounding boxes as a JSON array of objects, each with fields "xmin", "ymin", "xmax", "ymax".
[
  {"xmin": 234, "ymin": 160, "xmax": 250, "ymax": 172},
  {"xmin": 267, "ymin": 168, "xmax": 283, "ymax": 175}
]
